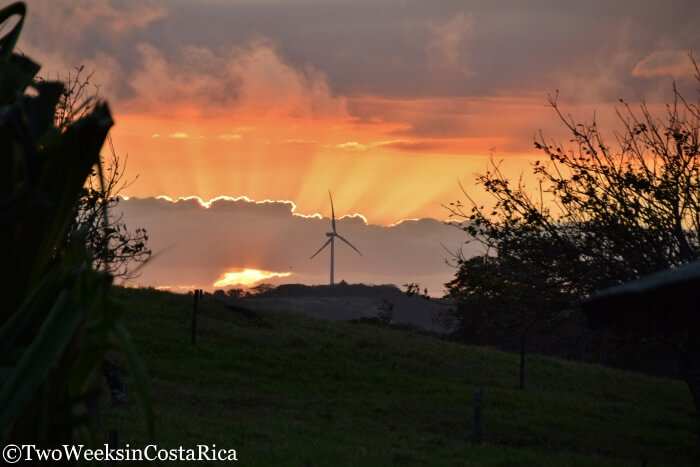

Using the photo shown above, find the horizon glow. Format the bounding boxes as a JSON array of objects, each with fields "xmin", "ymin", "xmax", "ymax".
[{"xmin": 213, "ymin": 268, "xmax": 293, "ymax": 288}]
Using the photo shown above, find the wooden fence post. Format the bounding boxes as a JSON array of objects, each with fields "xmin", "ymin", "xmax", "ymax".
[
  {"xmin": 472, "ymin": 386, "xmax": 483, "ymax": 445},
  {"xmin": 191, "ymin": 289, "xmax": 201, "ymax": 345},
  {"xmin": 520, "ymin": 335, "xmax": 526, "ymax": 389}
]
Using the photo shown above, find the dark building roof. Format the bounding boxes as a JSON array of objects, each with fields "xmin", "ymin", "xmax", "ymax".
[{"xmin": 583, "ymin": 260, "xmax": 700, "ymax": 334}]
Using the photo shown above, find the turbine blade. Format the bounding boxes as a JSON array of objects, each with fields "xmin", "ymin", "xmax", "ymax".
[
  {"xmin": 329, "ymin": 190, "xmax": 336, "ymax": 232},
  {"xmin": 310, "ymin": 238, "xmax": 332, "ymax": 259},
  {"xmin": 336, "ymin": 234, "xmax": 362, "ymax": 256}
]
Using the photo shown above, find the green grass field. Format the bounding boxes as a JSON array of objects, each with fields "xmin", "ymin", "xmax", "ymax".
[{"xmin": 103, "ymin": 287, "xmax": 698, "ymax": 466}]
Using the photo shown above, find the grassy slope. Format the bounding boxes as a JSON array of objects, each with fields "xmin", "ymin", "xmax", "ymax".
[{"xmin": 104, "ymin": 287, "xmax": 697, "ymax": 466}]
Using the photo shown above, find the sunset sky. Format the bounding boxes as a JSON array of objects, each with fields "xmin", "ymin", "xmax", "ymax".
[{"xmin": 19, "ymin": 0, "xmax": 700, "ymax": 291}]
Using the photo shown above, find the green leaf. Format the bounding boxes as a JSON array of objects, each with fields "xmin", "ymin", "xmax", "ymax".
[
  {"xmin": 115, "ymin": 324, "xmax": 154, "ymax": 439},
  {"xmin": 0, "ymin": 291, "xmax": 82, "ymax": 438}
]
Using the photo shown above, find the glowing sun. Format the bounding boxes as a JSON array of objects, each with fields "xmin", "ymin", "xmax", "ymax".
[{"xmin": 213, "ymin": 268, "xmax": 292, "ymax": 287}]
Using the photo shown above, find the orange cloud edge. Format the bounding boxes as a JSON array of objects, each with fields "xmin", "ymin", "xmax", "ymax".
[{"xmin": 114, "ymin": 193, "xmax": 446, "ymax": 226}]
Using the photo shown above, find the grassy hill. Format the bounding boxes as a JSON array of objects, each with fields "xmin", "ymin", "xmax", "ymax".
[
  {"xmin": 237, "ymin": 282, "xmax": 452, "ymax": 333},
  {"xmin": 103, "ymin": 287, "xmax": 697, "ymax": 466}
]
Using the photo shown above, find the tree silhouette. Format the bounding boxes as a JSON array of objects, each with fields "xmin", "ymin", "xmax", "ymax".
[
  {"xmin": 445, "ymin": 54, "xmax": 699, "ymax": 354},
  {"xmin": 47, "ymin": 65, "xmax": 151, "ymax": 279}
]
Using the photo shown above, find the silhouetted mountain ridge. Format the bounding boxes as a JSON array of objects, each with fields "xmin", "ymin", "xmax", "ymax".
[{"xmin": 255, "ymin": 282, "xmax": 403, "ymax": 299}]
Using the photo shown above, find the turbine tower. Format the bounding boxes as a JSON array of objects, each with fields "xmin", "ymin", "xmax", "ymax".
[{"xmin": 310, "ymin": 191, "xmax": 362, "ymax": 285}]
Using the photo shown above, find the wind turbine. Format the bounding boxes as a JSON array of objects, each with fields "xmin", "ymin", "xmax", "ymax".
[{"xmin": 310, "ymin": 191, "xmax": 362, "ymax": 285}]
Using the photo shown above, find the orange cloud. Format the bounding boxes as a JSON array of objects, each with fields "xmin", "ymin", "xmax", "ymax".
[
  {"xmin": 109, "ymin": 91, "xmax": 585, "ymax": 224},
  {"xmin": 334, "ymin": 141, "xmax": 368, "ymax": 151},
  {"xmin": 121, "ymin": 39, "xmax": 348, "ymax": 119},
  {"xmin": 20, "ymin": 1, "xmax": 166, "ymax": 93},
  {"xmin": 218, "ymin": 134, "xmax": 243, "ymax": 141},
  {"xmin": 21, "ymin": 0, "xmax": 699, "ymax": 245},
  {"xmin": 632, "ymin": 51, "xmax": 695, "ymax": 78}
]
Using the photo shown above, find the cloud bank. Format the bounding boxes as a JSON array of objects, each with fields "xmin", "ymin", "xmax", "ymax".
[{"xmin": 115, "ymin": 196, "xmax": 477, "ymax": 295}]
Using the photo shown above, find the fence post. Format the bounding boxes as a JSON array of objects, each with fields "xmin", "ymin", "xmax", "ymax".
[
  {"xmin": 472, "ymin": 386, "xmax": 483, "ymax": 445},
  {"xmin": 520, "ymin": 335, "xmax": 525, "ymax": 389},
  {"xmin": 191, "ymin": 289, "xmax": 200, "ymax": 345}
]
